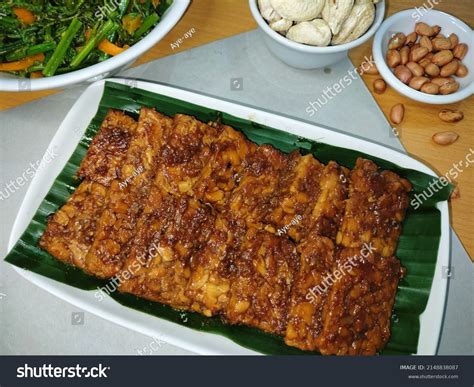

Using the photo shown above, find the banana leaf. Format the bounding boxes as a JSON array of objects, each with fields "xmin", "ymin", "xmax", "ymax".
[{"xmin": 4, "ymin": 81, "xmax": 453, "ymax": 355}]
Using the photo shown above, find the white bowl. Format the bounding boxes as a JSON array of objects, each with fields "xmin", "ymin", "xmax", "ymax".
[
  {"xmin": 0, "ymin": 0, "xmax": 190, "ymax": 92},
  {"xmin": 249, "ymin": 0, "xmax": 385, "ymax": 69},
  {"xmin": 373, "ymin": 9, "xmax": 474, "ymax": 104}
]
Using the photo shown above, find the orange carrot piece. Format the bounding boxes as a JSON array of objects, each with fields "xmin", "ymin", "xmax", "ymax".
[
  {"xmin": 30, "ymin": 71, "xmax": 43, "ymax": 79},
  {"xmin": 85, "ymin": 28, "xmax": 93, "ymax": 41},
  {"xmin": 13, "ymin": 7, "xmax": 36, "ymax": 25},
  {"xmin": 0, "ymin": 53, "xmax": 45, "ymax": 71},
  {"xmin": 98, "ymin": 39, "xmax": 126, "ymax": 56}
]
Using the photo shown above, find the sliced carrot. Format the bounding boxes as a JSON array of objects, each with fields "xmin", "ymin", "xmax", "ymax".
[
  {"xmin": 122, "ymin": 14, "xmax": 142, "ymax": 35},
  {"xmin": 0, "ymin": 53, "xmax": 45, "ymax": 71},
  {"xmin": 30, "ymin": 71, "xmax": 43, "ymax": 79},
  {"xmin": 85, "ymin": 28, "xmax": 92, "ymax": 41},
  {"xmin": 152, "ymin": 0, "xmax": 161, "ymax": 7},
  {"xmin": 98, "ymin": 39, "xmax": 126, "ymax": 56},
  {"xmin": 13, "ymin": 7, "xmax": 36, "ymax": 25}
]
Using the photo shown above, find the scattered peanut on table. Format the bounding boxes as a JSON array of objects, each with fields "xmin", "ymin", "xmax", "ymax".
[
  {"xmin": 390, "ymin": 103, "xmax": 405, "ymax": 124},
  {"xmin": 432, "ymin": 131, "xmax": 459, "ymax": 145}
]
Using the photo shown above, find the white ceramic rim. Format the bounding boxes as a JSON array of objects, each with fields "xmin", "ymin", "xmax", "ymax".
[
  {"xmin": 0, "ymin": 0, "xmax": 190, "ymax": 92},
  {"xmin": 249, "ymin": 0, "xmax": 386, "ymax": 53},
  {"xmin": 7, "ymin": 78, "xmax": 450, "ymax": 355},
  {"xmin": 373, "ymin": 9, "xmax": 474, "ymax": 104}
]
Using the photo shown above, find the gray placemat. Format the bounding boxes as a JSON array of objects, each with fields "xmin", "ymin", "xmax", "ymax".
[{"xmin": 0, "ymin": 30, "xmax": 472, "ymax": 355}]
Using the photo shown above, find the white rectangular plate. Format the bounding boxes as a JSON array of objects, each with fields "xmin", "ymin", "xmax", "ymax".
[{"xmin": 8, "ymin": 79, "xmax": 450, "ymax": 355}]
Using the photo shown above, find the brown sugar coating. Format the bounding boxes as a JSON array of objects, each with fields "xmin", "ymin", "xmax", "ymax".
[{"xmin": 41, "ymin": 108, "xmax": 411, "ymax": 355}]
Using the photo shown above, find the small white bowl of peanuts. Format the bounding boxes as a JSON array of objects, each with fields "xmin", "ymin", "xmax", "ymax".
[{"xmin": 373, "ymin": 9, "xmax": 473, "ymax": 104}]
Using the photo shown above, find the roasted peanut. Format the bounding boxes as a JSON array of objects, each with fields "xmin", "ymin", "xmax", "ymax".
[
  {"xmin": 373, "ymin": 78, "xmax": 387, "ymax": 94},
  {"xmin": 453, "ymin": 43, "xmax": 468, "ymax": 60},
  {"xmin": 386, "ymin": 49, "xmax": 401, "ymax": 68},
  {"xmin": 439, "ymin": 109, "xmax": 464, "ymax": 123},
  {"xmin": 409, "ymin": 46, "xmax": 429, "ymax": 62},
  {"xmin": 388, "ymin": 32, "xmax": 406, "ymax": 49},
  {"xmin": 400, "ymin": 46, "xmax": 410, "ymax": 65},
  {"xmin": 409, "ymin": 76, "xmax": 430, "ymax": 90},
  {"xmin": 432, "ymin": 131, "xmax": 459, "ymax": 145},
  {"xmin": 456, "ymin": 63, "xmax": 468, "ymax": 77},
  {"xmin": 406, "ymin": 61, "xmax": 425, "ymax": 77},
  {"xmin": 440, "ymin": 60, "xmax": 459, "ymax": 77},
  {"xmin": 390, "ymin": 103, "xmax": 404, "ymax": 124},
  {"xmin": 448, "ymin": 33, "xmax": 459, "ymax": 49},
  {"xmin": 432, "ymin": 37, "xmax": 451, "ymax": 51},
  {"xmin": 420, "ymin": 82, "xmax": 440, "ymax": 94},
  {"xmin": 431, "ymin": 77, "xmax": 455, "ymax": 87},
  {"xmin": 418, "ymin": 58, "xmax": 431, "ymax": 68},
  {"xmin": 432, "ymin": 25, "xmax": 441, "ymax": 35},
  {"xmin": 432, "ymin": 50, "xmax": 454, "ymax": 66},
  {"xmin": 405, "ymin": 31, "xmax": 418, "ymax": 46},
  {"xmin": 439, "ymin": 81, "xmax": 460, "ymax": 95},
  {"xmin": 420, "ymin": 36, "xmax": 433, "ymax": 52},
  {"xmin": 425, "ymin": 63, "xmax": 440, "ymax": 76},
  {"xmin": 394, "ymin": 65, "xmax": 413, "ymax": 84},
  {"xmin": 415, "ymin": 22, "xmax": 434, "ymax": 36}
]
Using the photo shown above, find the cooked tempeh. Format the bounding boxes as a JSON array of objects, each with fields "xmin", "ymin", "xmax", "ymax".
[
  {"xmin": 228, "ymin": 145, "xmax": 287, "ymax": 230},
  {"xmin": 84, "ymin": 108, "xmax": 172, "ymax": 278},
  {"xmin": 192, "ymin": 125, "xmax": 257, "ymax": 209},
  {"xmin": 284, "ymin": 235, "xmax": 335, "ymax": 351},
  {"xmin": 315, "ymin": 248, "xmax": 404, "ymax": 355},
  {"xmin": 77, "ymin": 110, "xmax": 138, "ymax": 186},
  {"xmin": 223, "ymin": 228, "xmax": 299, "ymax": 335},
  {"xmin": 264, "ymin": 152, "xmax": 323, "ymax": 241},
  {"xmin": 336, "ymin": 158, "xmax": 412, "ymax": 257},
  {"xmin": 153, "ymin": 114, "xmax": 222, "ymax": 197},
  {"xmin": 119, "ymin": 190, "xmax": 215, "ymax": 309},
  {"xmin": 39, "ymin": 181, "xmax": 108, "ymax": 269},
  {"xmin": 41, "ymin": 109, "xmax": 414, "ymax": 356},
  {"xmin": 186, "ymin": 215, "xmax": 245, "ymax": 317}
]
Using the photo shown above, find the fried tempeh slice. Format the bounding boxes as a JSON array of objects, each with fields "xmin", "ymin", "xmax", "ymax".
[
  {"xmin": 39, "ymin": 181, "xmax": 108, "ymax": 269},
  {"xmin": 153, "ymin": 114, "xmax": 221, "ymax": 197},
  {"xmin": 40, "ymin": 111, "xmax": 137, "ymax": 268},
  {"xmin": 227, "ymin": 145, "xmax": 287, "ymax": 230},
  {"xmin": 223, "ymin": 228, "xmax": 299, "ymax": 335},
  {"xmin": 264, "ymin": 152, "xmax": 323, "ymax": 240},
  {"xmin": 186, "ymin": 216, "xmax": 245, "ymax": 317},
  {"xmin": 84, "ymin": 108, "xmax": 172, "ymax": 278},
  {"xmin": 77, "ymin": 110, "xmax": 138, "ymax": 186},
  {"xmin": 336, "ymin": 158, "xmax": 412, "ymax": 257},
  {"xmin": 305, "ymin": 161, "xmax": 349, "ymax": 240},
  {"xmin": 315, "ymin": 248, "xmax": 404, "ymax": 355},
  {"xmin": 119, "ymin": 191, "xmax": 215, "ymax": 309},
  {"xmin": 264, "ymin": 154, "xmax": 348, "ymax": 241},
  {"xmin": 284, "ymin": 235, "xmax": 335, "ymax": 351},
  {"xmin": 192, "ymin": 125, "xmax": 257, "ymax": 209}
]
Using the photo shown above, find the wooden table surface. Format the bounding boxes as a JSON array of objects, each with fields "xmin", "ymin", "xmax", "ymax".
[{"xmin": 1, "ymin": 0, "xmax": 472, "ymax": 260}]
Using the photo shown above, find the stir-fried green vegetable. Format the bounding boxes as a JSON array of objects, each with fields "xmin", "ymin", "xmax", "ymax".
[{"xmin": 0, "ymin": 0, "xmax": 172, "ymax": 77}]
